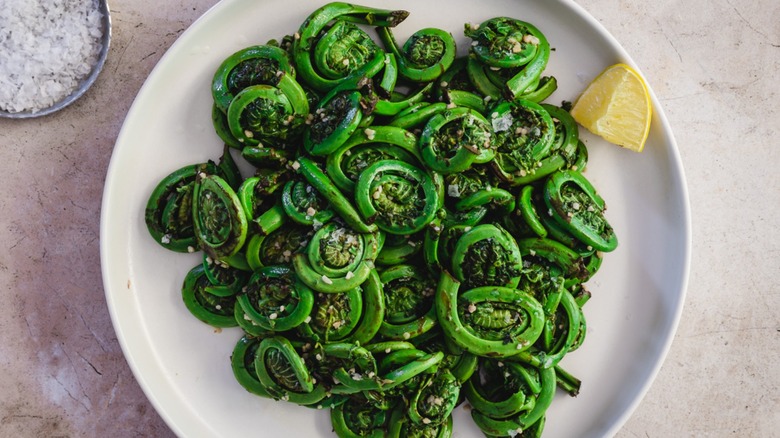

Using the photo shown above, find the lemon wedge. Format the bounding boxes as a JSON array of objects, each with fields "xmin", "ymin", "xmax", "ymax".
[{"xmin": 570, "ymin": 63, "xmax": 652, "ymax": 152}]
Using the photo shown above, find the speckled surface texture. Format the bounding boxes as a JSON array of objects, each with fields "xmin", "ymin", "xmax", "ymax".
[{"xmin": 0, "ymin": 0, "xmax": 777, "ymax": 436}]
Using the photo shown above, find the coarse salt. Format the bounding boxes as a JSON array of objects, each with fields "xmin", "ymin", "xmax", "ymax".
[{"xmin": 0, "ymin": 0, "xmax": 104, "ymax": 113}]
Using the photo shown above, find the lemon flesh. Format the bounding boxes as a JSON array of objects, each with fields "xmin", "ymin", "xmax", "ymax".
[{"xmin": 570, "ymin": 63, "xmax": 652, "ymax": 152}]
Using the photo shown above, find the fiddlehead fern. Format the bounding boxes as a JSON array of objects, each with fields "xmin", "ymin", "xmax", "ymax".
[
  {"xmin": 516, "ymin": 237, "xmax": 589, "ymax": 288},
  {"xmin": 212, "ymin": 103, "xmax": 243, "ymax": 149},
  {"xmin": 354, "ymin": 159, "xmax": 441, "ymax": 235},
  {"xmin": 227, "ymin": 82, "xmax": 309, "ymax": 147},
  {"xmin": 192, "ymin": 173, "xmax": 248, "ymax": 261},
  {"xmin": 406, "ymin": 369, "xmax": 460, "ymax": 427},
  {"xmin": 469, "ymin": 361, "xmax": 556, "ymax": 437},
  {"xmin": 440, "ymin": 167, "xmax": 496, "ymax": 224},
  {"xmin": 237, "ymin": 265, "xmax": 315, "ymax": 332},
  {"xmin": 517, "ymin": 185, "xmax": 548, "ymax": 238},
  {"xmin": 543, "ymin": 170, "xmax": 618, "ymax": 252},
  {"xmin": 307, "ymin": 342, "xmax": 394, "ymax": 396},
  {"xmin": 432, "ymin": 56, "xmax": 474, "ymax": 97},
  {"xmin": 254, "ymin": 336, "xmax": 327, "ymax": 404},
  {"xmin": 465, "ymin": 18, "xmax": 537, "ymax": 69},
  {"xmin": 541, "ymin": 104, "xmax": 580, "ymax": 167},
  {"xmin": 315, "ymin": 341, "xmax": 443, "ymax": 397},
  {"xmin": 294, "ymin": 157, "xmax": 376, "ymax": 233},
  {"xmin": 450, "ymin": 223, "xmax": 523, "ymax": 289},
  {"xmin": 304, "ymin": 89, "xmax": 365, "ymax": 156},
  {"xmin": 301, "ymin": 288, "xmax": 363, "ymax": 343},
  {"xmin": 315, "ymin": 20, "xmax": 382, "ymax": 81},
  {"xmin": 300, "ymin": 270, "xmax": 384, "ymax": 345},
  {"xmin": 374, "ymin": 82, "xmax": 435, "ymax": 117},
  {"xmin": 435, "ymin": 271, "xmax": 544, "ymax": 358},
  {"xmin": 489, "ymin": 99, "xmax": 556, "ymax": 184},
  {"xmin": 419, "ymin": 107, "xmax": 494, "ymax": 174},
  {"xmin": 293, "ymin": 2, "xmax": 408, "ymax": 92},
  {"xmin": 388, "ymin": 101, "xmax": 448, "ymax": 130},
  {"xmin": 519, "ymin": 288, "xmax": 582, "ymax": 369},
  {"xmin": 293, "ymin": 221, "xmax": 381, "ymax": 293},
  {"xmin": 234, "ymin": 300, "xmax": 273, "ymax": 338},
  {"xmin": 379, "ymin": 264, "xmax": 438, "ymax": 340},
  {"xmin": 454, "ymin": 187, "xmax": 516, "ymax": 216},
  {"xmin": 376, "ymin": 349, "xmax": 445, "ymax": 391},
  {"xmin": 388, "ymin": 410, "xmax": 453, "ymax": 438},
  {"xmin": 313, "ymin": 222, "xmax": 364, "ymax": 276},
  {"xmin": 231, "ymin": 335, "xmax": 272, "ymax": 398},
  {"xmin": 464, "ymin": 17, "xmax": 551, "ymax": 100},
  {"xmin": 145, "ymin": 162, "xmax": 218, "ymax": 253},
  {"xmin": 212, "ymin": 45, "xmax": 297, "ymax": 114},
  {"xmin": 201, "ymin": 253, "xmax": 250, "ymax": 297},
  {"xmin": 237, "ymin": 169, "xmax": 289, "ymax": 235},
  {"xmin": 464, "ymin": 358, "xmax": 536, "ymax": 419},
  {"xmin": 507, "ymin": 238, "xmax": 588, "ymax": 369},
  {"xmin": 375, "ymin": 231, "xmax": 423, "ymax": 266},
  {"xmin": 244, "ymin": 222, "xmax": 311, "ymax": 271},
  {"xmin": 421, "ymin": 336, "xmax": 479, "ymax": 385},
  {"xmin": 508, "ymin": 103, "xmax": 579, "ymax": 186},
  {"xmin": 376, "ymin": 27, "xmax": 456, "ymax": 83},
  {"xmin": 326, "ymin": 125, "xmax": 420, "ymax": 193},
  {"xmin": 241, "ymin": 144, "xmax": 294, "ymax": 168},
  {"xmin": 281, "ymin": 178, "xmax": 335, "ymax": 226},
  {"xmin": 330, "ymin": 394, "xmax": 388, "ymax": 438},
  {"xmin": 181, "ymin": 264, "xmax": 238, "ymax": 328}
]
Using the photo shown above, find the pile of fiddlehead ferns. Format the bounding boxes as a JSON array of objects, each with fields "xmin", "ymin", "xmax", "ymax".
[{"xmin": 145, "ymin": 3, "xmax": 618, "ymax": 437}]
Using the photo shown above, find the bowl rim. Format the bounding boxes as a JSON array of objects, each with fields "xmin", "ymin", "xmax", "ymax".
[
  {"xmin": 0, "ymin": 0, "xmax": 112, "ymax": 119},
  {"xmin": 100, "ymin": 1, "xmax": 692, "ymax": 437}
]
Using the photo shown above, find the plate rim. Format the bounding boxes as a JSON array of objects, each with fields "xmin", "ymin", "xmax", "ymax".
[{"xmin": 100, "ymin": 0, "xmax": 692, "ymax": 437}]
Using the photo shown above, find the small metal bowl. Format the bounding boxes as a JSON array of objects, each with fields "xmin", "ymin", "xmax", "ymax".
[{"xmin": 0, "ymin": 0, "xmax": 112, "ymax": 119}]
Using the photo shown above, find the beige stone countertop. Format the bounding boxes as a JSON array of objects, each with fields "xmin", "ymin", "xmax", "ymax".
[{"xmin": 0, "ymin": 0, "xmax": 777, "ymax": 436}]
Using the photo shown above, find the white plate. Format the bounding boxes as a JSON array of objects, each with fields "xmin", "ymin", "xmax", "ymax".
[{"xmin": 101, "ymin": 0, "xmax": 691, "ymax": 437}]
